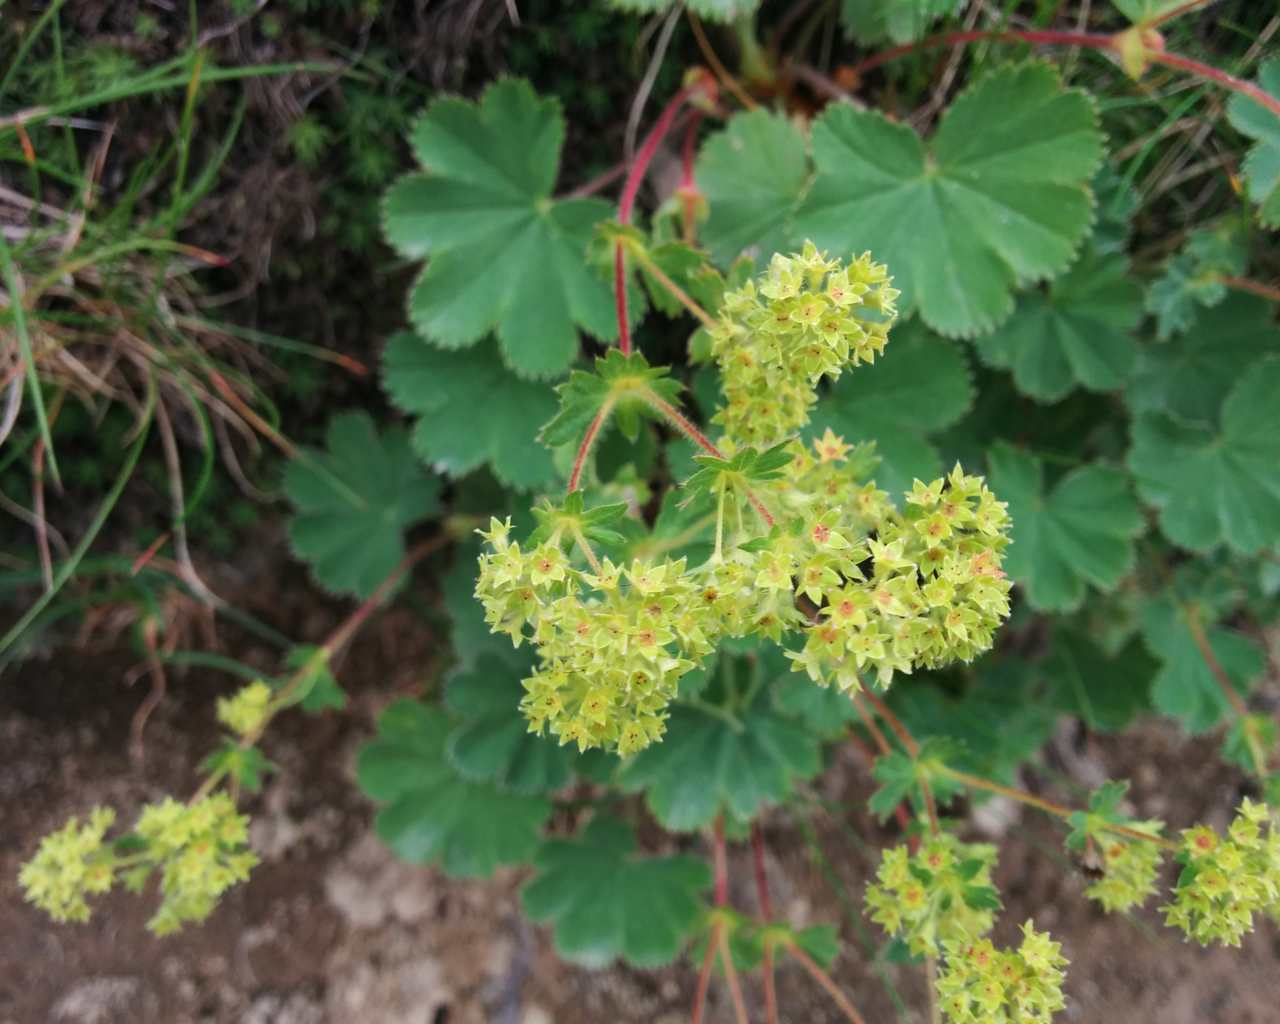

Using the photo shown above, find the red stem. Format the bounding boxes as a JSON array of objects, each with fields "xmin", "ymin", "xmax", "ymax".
[
  {"xmin": 690, "ymin": 927, "xmax": 719, "ymax": 1024},
  {"xmin": 614, "ymin": 77, "xmax": 714, "ymax": 354},
  {"xmin": 679, "ymin": 110, "xmax": 704, "ymax": 244},
  {"xmin": 641, "ymin": 391, "xmax": 776, "ymax": 529},
  {"xmin": 849, "ymin": 29, "xmax": 1112, "ymax": 77},
  {"xmin": 849, "ymin": 27, "xmax": 1280, "ymax": 120},
  {"xmin": 1150, "ymin": 50, "xmax": 1280, "ymax": 118},
  {"xmin": 567, "ymin": 399, "xmax": 614, "ymax": 493},
  {"xmin": 751, "ymin": 824, "xmax": 779, "ymax": 1024},
  {"xmin": 713, "ymin": 814, "xmax": 729, "ymax": 906}
]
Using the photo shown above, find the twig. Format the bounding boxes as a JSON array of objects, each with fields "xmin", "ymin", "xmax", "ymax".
[
  {"xmin": 625, "ymin": 5, "xmax": 682, "ymax": 164},
  {"xmin": 688, "ymin": 12, "xmax": 757, "ymax": 109},
  {"xmin": 129, "ymin": 618, "xmax": 167, "ymax": 768},
  {"xmin": 751, "ymin": 824, "xmax": 779, "ymax": 1024},
  {"xmin": 785, "ymin": 942, "xmax": 867, "ymax": 1024}
]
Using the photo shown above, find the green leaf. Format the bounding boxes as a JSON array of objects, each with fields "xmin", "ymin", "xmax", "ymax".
[
  {"xmin": 283, "ymin": 412, "xmax": 440, "ymax": 598},
  {"xmin": 987, "ymin": 444, "xmax": 1142, "ymax": 612},
  {"xmin": 1112, "ymin": 0, "xmax": 1189, "ymax": 23},
  {"xmin": 1144, "ymin": 218, "xmax": 1248, "ymax": 340},
  {"xmin": 889, "ymin": 660, "xmax": 1056, "ymax": 785},
  {"xmin": 521, "ymin": 815, "xmax": 711, "ymax": 967},
  {"xmin": 540, "ymin": 350, "xmax": 682, "ymax": 448},
  {"xmin": 1043, "ymin": 629, "xmax": 1155, "ymax": 732},
  {"xmin": 1141, "ymin": 594, "xmax": 1264, "ymax": 732},
  {"xmin": 618, "ymin": 659, "xmax": 823, "ymax": 830},
  {"xmin": 607, "ymin": 0, "xmax": 759, "ymax": 20},
  {"xmin": 793, "ymin": 62, "xmax": 1102, "ymax": 337},
  {"xmin": 383, "ymin": 332, "xmax": 559, "ymax": 491},
  {"xmin": 200, "ymin": 740, "xmax": 274, "ymax": 793},
  {"xmin": 1226, "ymin": 57, "xmax": 1280, "ymax": 227},
  {"xmin": 383, "ymin": 78, "xmax": 614, "ymax": 377},
  {"xmin": 840, "ymin": 0, "xmax": 962, "ymax": 44},
  {"xmin": 771, "ymin": 672, "xmax": 860, "ymax": 740},
  {"xmin": 445, "ymin": 655, "xmax": 576, "ymax": 794},
  {"xmin": 1091, "ymin": 162, "xmax": 1138, "ymax": 255},
  {"xmin": 357, "ymin": 700, "xmax": 551, "ymax": 876},
  {"xmin": 1222, "ymin": 714, "xmax": 1278, "ymax": 775},
  {"xmin": 973, "ymin": 248, "xmax": 1142, "ymax": 402},
  {"xmin": 696, "ymin": 110, "xmax": 809, "ymax": 266},
  {"xmin": 808, "ymin": 320, "xmax": 973, "ymax": 495},
  {"xmin": 1125, "ymin": 294, "xmax": 1278, "ymax": 424},
  {"xmin": 869, "ymin": 738, "xmax": 964, "ymax": 821},
  {"xmin": 283, "ymin": 645, "xmax": 346, "ymax": 713},
  {"xmin": 1128, "ymin": 357, "xmax": 1280, "ymax": 554}
]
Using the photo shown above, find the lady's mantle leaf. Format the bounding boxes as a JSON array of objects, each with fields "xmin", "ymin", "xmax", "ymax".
[
  {"xmin": 696, "ymin": 109, "xmax": 810, "ymax": 266},
  {"xmin": 1141, "ymin": 594, "xmax": 1263, "ymax": 733},
  {"xmin": 1225, "ymin": 58, "xmax": 1280, "ymax": 227},
  {"xmin": 383, "ymin": 78, "xmax": 614, "ymax": 378},
  {"xmin": 1144, "ymin": 219, "xmax": 1247, "ymax": 340},
  {"xmin": 793, "ymin": 62, "xmax": 1102, "ymax": 337},
  {"xmin": 356, "ymin": 701, "xmax": 550, "ymax": 877},
  {"xmin": 840, "ymin": 0, "xmax": 963, "ymax": 44},
  {"xmin": 987, "ymin": 444, "xmax": 1142, "ymax": 612},
  {"xmin": 383, "ymin": 332, "xmax": 559, "ymax": 491},
  {"xmin": 1043, "ymin": 630, "xmax": 1155, "ymax": 732},
  {"xmin": 445, "ymin": 655, "xmax": 576, "ymax": 795},
  {"xmin": 1128, "ymin": 357, "xmax": 1280, "ymax": 554},
  {"xmin": 618, "ymin": 660, "xmax": 822, "ymax": 831},
  {"xmin": 808, "ymin": 321, "xmax": 973, "ymax": 495},
  {"xmin": 521, "ymin": 816, "xmax": 711, "ymax": 968},
  {"xmin": 973, "ymin": 248, "xmax": 1142, "ymax": 402},
  {"xmin": 283, "ymin": 412, "xmax": 439, "ymax": 599},
  {"xmin": 1125, "ymin": 294, "xmax": 1278, "ymax": 424}
]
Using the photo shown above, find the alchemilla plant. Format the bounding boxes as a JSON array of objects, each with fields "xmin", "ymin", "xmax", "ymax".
[{"xmin": 15, "ymin": 0, "xmax": 1280, "ymax": 1019}]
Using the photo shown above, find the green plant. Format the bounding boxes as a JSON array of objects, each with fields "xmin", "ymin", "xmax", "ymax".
[{"xmin": 18, "ymin": 1, "xmax": 1280, "ymax": 1020}]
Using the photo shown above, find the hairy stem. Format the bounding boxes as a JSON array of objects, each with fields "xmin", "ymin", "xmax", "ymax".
[
  {"xmin": 1220, "ymin": 275, "xmax": 1280, "ymax": 304},
  {"xmin": 614, "ymin": 75, "xmax": 714, "ymax": 354},
  {"xmin": 567, "ymin": 397, "xmax": 617, "ymax": 494},
  {"xmin": 639, "ymin": 387, "xmax": 777, "ymax": 530},
  {"xmin": 1182, "ymin": 604, "xmax": 1269, "ymax": 778},
  {"xmin": 628, "ymin": 242, "xmax": 718, "ymax": 328},
  {"xmin": 690, "ymin": 922, "xmax": 719, "ymax": 1024},
  {"xmin": 849, "ymin": 28, "xmax": 1280, "ymax": 118},
  {"xmin": 786, "ymin": 942, "xmax": 868, "ymax": 1024},
  {"xmin": 938, "ymin": 766, "xmax": 1180, "ymax": 850},
  {"xmin": 680, "ymin": 111, "xmax": 704, "ymax": 244},
  {"xmin": 858, "ymin": 685, "xmax": 940, "ymax": 835}
]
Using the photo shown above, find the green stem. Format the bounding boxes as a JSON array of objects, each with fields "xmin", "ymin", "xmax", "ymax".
[{"xmin": 938, "ymin": 766, "xmax": 1180, "ymax": 851}]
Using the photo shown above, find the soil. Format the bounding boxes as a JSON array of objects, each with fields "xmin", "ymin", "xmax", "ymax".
[{"xmin": 2, "ymin": 532, "xmax": 1279, "ymax": 1024}]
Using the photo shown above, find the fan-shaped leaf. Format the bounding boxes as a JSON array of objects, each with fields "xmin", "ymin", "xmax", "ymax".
[
  {"xmin": 987, "ymin": 444, "xmax": 1142, "ymax": 611},
  {"xmin": 357, "ymin": 700, "xmax": 550, "ymax": 877},
  {"xmin": 1128, "ymin": 357, "xmax": 1280, "ymax": 554},
  {"xmin": 618, "ymin": 655, "xmax": 822, "ymax": 830},
  {"xmin": 1125, "ymin": 294, "xmax": 1278, "ymax": 424},
  {"xmin": 283, "ymin": 412, "xmax": 440, "ymax": 598},
  {"xmin": 521, "ymin": 816, "xmax": 711, "ymax": 967},
  {"xmin": 808, "ymin": 320, "xmax": 973, "ymax": 495},
  {"xmin": 1225, "ymin": 57, "xmax": 1280, "ymax": 227},
  {"xmin": 840, "ymin": 0, "xmax": 963, "ymax": 44},
  {"xmin": 696, "ymin": 109, "xmax": 810, "ymax": 266},
  {"xmin": 383, "ymin": 78, "xmax": 614, "ymax": 377},
  {"xmin": 445, "ymin": 655, "xmax": 576, "ymax": 794},
  {"xmin": 973, "ymin": 248, "xmax": 1142, "ymax": 402},
  {"xmin": 793, "ymin": 62, "xmax": 1103, "ymax": 337},
  {"xmin": 383, "ymin": 332, "xmax": 559, "ymax": 491}
]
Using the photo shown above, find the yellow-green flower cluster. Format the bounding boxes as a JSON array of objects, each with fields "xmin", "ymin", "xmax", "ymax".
[
  {"xmin": 18, "ymin": 808, "xmax": 117, "ymax": 923},
  {"xmin": 708, "ymin": 242, "xmax": 898, "ymax": 447},
  {"xmin": 789, "ymin": 465, "xmax": 1012, "ymax": 689},
  {"xmin": 936, "ymin": 922, "xmax": 1068, "ymax": 1024},
  {"xmin": 134, "ymin": 794, "xmax": 258, "ymax": 935},
  {"xmin": 1164, "ymin": 799, "xmax": 1280, "ymax": 946},
  {"xmin": 477, "ymin": 518, "xmax": 719, "ymax": 754},
  {"xmin": 1084, "ymin": 833, "xmax": 1165, "ymax": 913},
  {"xmin": 216, "ymin": 680, "xmax": 273, "ymax": 738},
  {"xmin": 865, "ymin": 835, "xmax": 1000, "ymax": 956}
]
